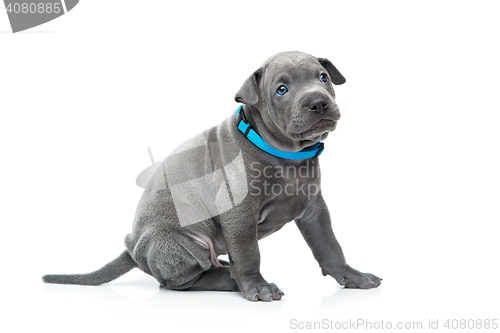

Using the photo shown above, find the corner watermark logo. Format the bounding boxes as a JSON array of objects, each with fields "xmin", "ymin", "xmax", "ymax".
[{"xmin": 3, "ymin": 0, "xmax": 79, "ymax": 33}]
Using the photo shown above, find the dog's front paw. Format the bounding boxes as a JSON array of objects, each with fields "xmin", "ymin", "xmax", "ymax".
[
  {"xmin": 238, "ymin": 273, "xmax": 284, "ymax": 302},
  {"xmin": 329, "ymin": 265, "xmax": 382, "ymax": 289}
]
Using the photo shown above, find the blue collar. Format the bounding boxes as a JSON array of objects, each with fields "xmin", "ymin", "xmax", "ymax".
[{"xmin": 235, "ymin": 105, "xmax": 325, "ymax": 160}]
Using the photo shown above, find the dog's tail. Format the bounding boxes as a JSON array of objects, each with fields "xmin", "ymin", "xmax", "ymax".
[{"xmin": 42, "ymin": 250, "xmax": 137, "ymax": 286}]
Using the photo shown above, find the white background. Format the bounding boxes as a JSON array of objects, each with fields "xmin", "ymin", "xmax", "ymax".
[{"xmin": 1, "ymin": 1, "xmax": 499, "ymax": 332}]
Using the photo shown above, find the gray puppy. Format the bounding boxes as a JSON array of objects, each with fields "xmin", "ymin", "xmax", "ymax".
[{"xmin": 43, "ymin": 51, "xmax": 381, "ymax": 301}]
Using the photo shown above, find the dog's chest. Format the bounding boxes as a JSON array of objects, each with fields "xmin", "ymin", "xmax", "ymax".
[{"xmin": 255, "ymin": 170, "xmax": 321, "ymax": 238}]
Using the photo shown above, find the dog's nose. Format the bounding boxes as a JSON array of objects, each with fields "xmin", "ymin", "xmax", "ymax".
[{"xmin": 308, "ymin": 98, "xmax": 329, "ymax": 114}]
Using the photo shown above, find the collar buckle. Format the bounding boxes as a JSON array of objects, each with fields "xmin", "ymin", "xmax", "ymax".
[{"xmin": 314, "ymin": 142, "xmax": 325, "ymax": 158}]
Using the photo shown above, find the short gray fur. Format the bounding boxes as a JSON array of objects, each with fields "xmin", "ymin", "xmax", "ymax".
[{"xmin": 43, "ymin": 51, "xmax": 381, "ymax": 301}]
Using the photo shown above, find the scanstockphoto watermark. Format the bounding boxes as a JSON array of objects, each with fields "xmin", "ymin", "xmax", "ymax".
[
  {"xmin": 290, "ymin": 319, "xmax": 423, "ymax": 330},
  {"xmin": 135, "ymin": 142, "xmax": 324, "ymax": 227},
  {"xmin": 289, "ymin": 318, "xmax": 499, "ymax": 330},
  {"xmin": 136, "ymin": 137, "xmax": 250, "ymax": 228},
  {"xmin": 135, "ymin": 142, "xmax": 324, "ymax": 228},
  {"xmin": 249, "ymin": 160, "xmax": 321, "ymax": 200}
]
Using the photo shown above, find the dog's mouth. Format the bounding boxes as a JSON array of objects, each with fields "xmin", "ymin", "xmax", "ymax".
[{"xmin": 287, "ymin": 119, "xmax": 337, "ymax": 141}]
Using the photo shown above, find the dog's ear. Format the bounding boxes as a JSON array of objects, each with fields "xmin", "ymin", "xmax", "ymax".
[
  {"xmin": 318, "ymin": 58, "xmax": 346, "ymax": 85},
  {"xmin": 235, "ymin": 69, "xmax": 262, "ymax": 105}
]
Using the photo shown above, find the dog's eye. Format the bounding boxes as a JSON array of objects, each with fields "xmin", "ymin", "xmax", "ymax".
[
  {"xmin": 276, "ymin": 85, "xmax": 288, "ymax": 96},
  {"xmin": 320, "ymin": 73, "xmax": 329, "ymax": 83}
]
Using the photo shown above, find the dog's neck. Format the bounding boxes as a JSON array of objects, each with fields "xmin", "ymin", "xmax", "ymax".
[{"xmin": 242, "ymin": 105, "xmax": 314, "ymax": 152}]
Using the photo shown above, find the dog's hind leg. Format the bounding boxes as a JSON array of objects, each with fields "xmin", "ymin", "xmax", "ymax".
[
  {"xmin": 184, "ymin": 266, "xmax": 239, "ymax": 291},
  {"xmin": 130, "ymin": 227, "xmax": 239, "ymax": 291}
]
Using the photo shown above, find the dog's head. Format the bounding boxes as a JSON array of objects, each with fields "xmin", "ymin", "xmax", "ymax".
[{"xmin": 235, "ymin": 51, "xmax": 345, "ymax": 152}]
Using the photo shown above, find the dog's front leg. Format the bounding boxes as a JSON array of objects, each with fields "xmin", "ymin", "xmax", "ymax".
[
  {"xmin": 221, "ymin": 216, "xmax": 284, "ymax": 301},
  {"xmin": 295, "ymin": 194, "xmax": 381, "ymax": 289}
]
